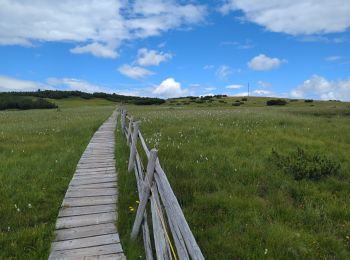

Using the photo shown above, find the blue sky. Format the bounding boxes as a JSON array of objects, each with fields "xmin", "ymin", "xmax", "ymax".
[{"xmin": 0, "ymin": 0, "xmax": 350, "ymax": 100}]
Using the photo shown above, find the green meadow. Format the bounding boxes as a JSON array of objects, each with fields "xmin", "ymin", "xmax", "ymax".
[
  {"xmin": 1, "ymin": 96, "xmax": 350, "ymax": 259},
  {"xmin": 0, "ymin": 98, "xmax": 115, "ymax": 259},
  {"xmin": 117, "ymin": 96, "xmax": 350, "ymax": 259}
]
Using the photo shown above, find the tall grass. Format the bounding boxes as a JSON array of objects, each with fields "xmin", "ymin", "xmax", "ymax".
[
  {"xmin": 0, "ymin": 99, "xmax": 115, "ymax": 259},
  {"xmin": 118, "ymin": 102, "xmax": 350, "ymax": 259}
]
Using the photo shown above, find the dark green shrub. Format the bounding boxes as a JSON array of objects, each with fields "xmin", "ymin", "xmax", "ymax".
[
  {"xmin": 0, "ymin": 95, "xmax": 57, "ymax": 110},
  {"xmin": 304, "ymin": 99, "xmax": 313, "ymax": 103},
  {"xmin": 266, "ymin": 99, "xmax": 287, "ymax": 106},
  {"xmin": 134, "ymin": 98, "xmax": 165, "ymax": 105},
  {"xmin": 271, "ymin": 148, "xmax": 340, "ymax": 180},
  {"xmin": 232, "ymin": 102, "xmax": 241, "ymax": 106},
  {"xmin": 241, "ymin": 97, "xmax": 248, "ymax": 101}
]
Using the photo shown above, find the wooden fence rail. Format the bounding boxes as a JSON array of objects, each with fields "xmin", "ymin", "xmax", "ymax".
[{"xmin": 119, "ymin": 108, "xmax": 204, "ymax": 260}]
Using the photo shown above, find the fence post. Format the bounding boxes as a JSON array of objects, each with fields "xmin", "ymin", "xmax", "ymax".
[
  {"xmin": 126, "ymin": 116, "xmax": 134, "ymax": 146},
  {"xmin": 121, "ymin": 109, "xmax": 126, "ymax": 134},
  {"xmin": 128, "ymin": 121, "xmax": 140, "ymax": 172},
  {"xmin": 131, "ymin": 149, "xmax": 158, "ymax": 240}
]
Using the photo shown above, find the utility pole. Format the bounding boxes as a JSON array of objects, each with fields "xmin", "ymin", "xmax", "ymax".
[{"xmin": 247, "ymin": 82, "xmax": 250, "ymax": 97}]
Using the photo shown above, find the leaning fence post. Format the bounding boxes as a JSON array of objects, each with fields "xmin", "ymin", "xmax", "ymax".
[
  {"xmin": 121, "ymin": 109, "xmax": 126, "ymax": 134},
  {"xmin": 131, "ymin": 149, "xmax": 158, "ymax": 240},
  {"xmin": 128, "ymin": 121, "xmax": 140, "ymax": 172},
  {"xmin": 126, "ymin": 116, "xmax": 134, "ymax": 146}
]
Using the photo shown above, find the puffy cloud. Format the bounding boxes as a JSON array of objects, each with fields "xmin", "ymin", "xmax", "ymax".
[
  {"xmin": 0, "ymin": 75, "xmax": 52, "ymax": 92},
  {"xmin": 0, "ymin": 0, "xmax": 206, "ymax": 58},
  {"xmin": 216, "ymin": 65, "xmax": 232, "ymax": 79},
  {"xmin": 226, "ymin": 84, "xmax": 243, "ymax": 89},
  {"xmin": 220, "ymin": 0, "xmax": 350, "ymax": 35},
  {"xmin": 152, "ymin": 78, "xmax": 188, "ymax": 98},
  {"xmin": 136, "ymin": 48, "xmax": 172, "ymax": 66},
  {"xmin": 291, "ymin": 75, "xmax": 350, "ymax": 101},
  {"xmin": 118, "ymin": 65, "xmax": 154, "ymax": 79},
  {"xmin": 70, "ymin": 43, "xmax": 118, "ymax": 59},
  {"xmin": 248, "ymin": 54, "xmax": 286, "ymax": 71},
  {"xmin": 232, "ymin": 92, "xmax": 248, "ymax": 96}
]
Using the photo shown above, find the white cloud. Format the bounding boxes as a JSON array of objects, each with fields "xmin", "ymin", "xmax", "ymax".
[
  {"xmin": 291, "ymin": 75, "xmax": 350, "ymax": 101},
  {"xmin": 216, "ymin": 65, "xmax": 232, "ymax": 79},
  {"xmin": 0, "ymin": 1, "xmax": 206, "ymax": 58},
  {"xmin": 118, "ymin": 64, "xmax": 154, "ymax": 79},
  {"xmin": 220, "ymin": 0, "xmax": 350, "ymax": 35},
  {"xmin": 248, "ymin": 54, "xmax": 286, "ymax": 71},
  {"xmin": 152, "ymin": 78, "xmax": 188, "ymax": 98},
  {"xmin": 226, "ymin": 84, "xmax": 243, "ymax": 89},
  {"xmin": 232, "ymin": 92, "xmax": 248, "ymax": 96},
  {"xmin": 0, "ymin": 75, "xmax": 52, "ymax": 92},
  {"xmin": 47, "ymin": 78, "xmax": 113, "ymax": 93},
  {"xmin": 70, "ymin": 43, "xmax": 118, "ymax": 58},
  {"xmin": 205, "ymin": 87, "xmax": 216, "ymax": 91},
  {"xmin": 136, "ymin": 48, "xmax": 172, "ymax": 66}
]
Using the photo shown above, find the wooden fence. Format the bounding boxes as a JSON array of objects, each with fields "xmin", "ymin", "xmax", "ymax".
[{"xmin": 119, "ymin": 108, "xmax": 204, "ymax": 260}]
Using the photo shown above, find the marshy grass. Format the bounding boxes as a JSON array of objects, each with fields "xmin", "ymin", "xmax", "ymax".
[
  {"xmin": 118, "ymin": 100, "xmax": 350, "ymax": 259},
  {"xmin": 0, "ymin": 98, "xmax": 115, "ymax": 258}
]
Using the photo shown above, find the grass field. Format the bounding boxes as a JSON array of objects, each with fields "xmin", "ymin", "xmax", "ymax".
[
  {"xmin": 0, "ymin": 98, "xmax": 115, "ymax": 259},
  {"xmin": 117, "ymin": 97, "xmax": 350, "ymax": 259},
  {"xmin": 2, "ymin": 95, "xmax": 350, "ymax": 259}
]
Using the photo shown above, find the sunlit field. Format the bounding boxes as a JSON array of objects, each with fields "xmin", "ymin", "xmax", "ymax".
[
  {"xmin": 0, "ymin": 98, "xmax": 115, "ymax": 259},
  {"xmin": 117, "ymin": 97, "xmax": 350, "ymax": 259}
]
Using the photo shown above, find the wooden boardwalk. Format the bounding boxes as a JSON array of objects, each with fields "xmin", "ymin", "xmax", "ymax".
[{"xmin": 49, "ymin": 110, "xmax": 125, "ymax": 260}]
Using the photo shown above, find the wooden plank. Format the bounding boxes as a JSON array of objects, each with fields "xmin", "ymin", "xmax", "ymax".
[
  {"xmin": 49, "ymin": 244, "xmax": 124, "ymax": 260},
  {"xmin": 55, "ymin": 223, "xmax": 117, "ymax": 241},
  {"xmin": 72, "ymin": 174, "xmax": 116, "ymax": 180},
  {"xmin": 62, "ymin": 196, "xmax": 116, "ymax": 207},
  {"xmin": 52, "ymin": 233, "xmax": 120, "ymax": 251},
  {"xmin": 75, "ymin": 169, "xmax": 115, "ymax": 175},
  {"xmin": 75, "ymin": 167, "xmax": 115, "ymax": 173},
  {"xmin": 66, "ymin": 188, "xmax": 117, "ymax": 197},
  {"xmin": 77, "ymin": 164, "xmax": 116, "ymax": 170},
  {"xmin": 59, "ymin": 204, "xmax": 116, "ymax": 217},
  {"xmin": 69, "ymin": 182, "xmax": 116, "ymax": 189},
  {"xmin": 56, "ymin": 212, "xmax": 116, "ymax": 229},
  {"xmin": 69, "ymin": 177, "xmax": 116, "ymax": 186}
]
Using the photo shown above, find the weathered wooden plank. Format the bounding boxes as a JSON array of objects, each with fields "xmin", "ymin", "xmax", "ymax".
[
  {"xmin": 72, "ymin": 174, "xmax": 116, "ymax": 181},
  {"xmin": 69, "ymin": 182, "xmax": 116, "ymax": 189},
  {"xmin": 56, "ymin": 212, "xmax": 116, "ymax": 229},
  {"xmin": 131, "ymin": 149, "xmax": 158, "ymax": 240},
  {"xmin": 65, "ymin": 189, "xmax": 117, "ymax": 198},
  {"xmin": 69, "ymin": 177, "xmax": 116, "ymax": 186},
  {"xmin": 59, "ymin": 204, "xmax": 116, "ymax": 217},
  {"xmin": 155, "ymin": 164, "xmax": 203, "ymax": 259},
  {"xmin": 52, "ymin": 233, "xmax": 120, "ymax": 251},
  {"xmin": 75, "ymin": 167, "xmax": 115, "ymax": 173},
  {"xmin": 75, "ymin": 169, "xmax": 115, "ymax": 175},
  {"xmin": 49, "ymin": 244, "xmax": 124, "ymax": 260},
  {"xmin": 62, "ymin": 196, "xmax": 116, "ymax": 207}
]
